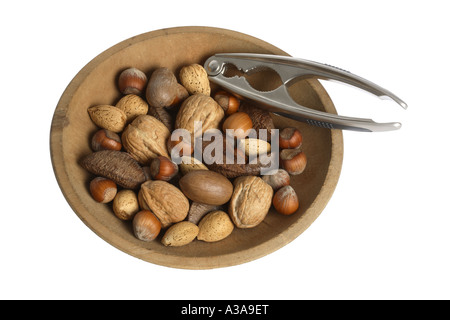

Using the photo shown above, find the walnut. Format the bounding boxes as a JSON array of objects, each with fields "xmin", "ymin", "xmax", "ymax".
[
  {"xmin": 175, "ymin": 94, "xmax": 224, "ymax": 138},
  {"xmin": 228, "ymin": 176, "xmax": 273, "ymax": 228},
  {"xmin": 121, "ymin": 115, "xmax": 170, "ymax": 165},
  {"xmin": 138, "ymin": 180, "xmax": 189, "ymax": 228}
]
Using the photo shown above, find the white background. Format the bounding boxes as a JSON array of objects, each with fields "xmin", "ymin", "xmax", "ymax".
[{"xmin": 1, "ymin": 0, "xmax": 449, "ymax": 300}]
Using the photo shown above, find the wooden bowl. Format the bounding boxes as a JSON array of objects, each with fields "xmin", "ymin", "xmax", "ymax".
[{"xmin": 50, "ymin": 26, "xmax": 343, "ymax": 269}]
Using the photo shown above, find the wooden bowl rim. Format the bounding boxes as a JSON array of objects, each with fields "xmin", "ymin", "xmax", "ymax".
[{"xmin": 50, "ymin": 26, "xmax": 343, "ymax": 269}]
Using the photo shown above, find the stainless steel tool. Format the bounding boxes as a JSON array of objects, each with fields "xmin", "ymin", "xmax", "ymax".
[{"xmin": 204, "ymin": 53, "xmax": 407, "ymax": 132}]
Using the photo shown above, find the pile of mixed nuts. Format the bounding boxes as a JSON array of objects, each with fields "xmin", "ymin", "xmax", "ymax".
[{"xmin": 80, "ymin": 63, "xmax": 307, "ymax": 247}]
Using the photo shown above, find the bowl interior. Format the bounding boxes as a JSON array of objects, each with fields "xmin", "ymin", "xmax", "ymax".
[{"xmin": 50, "ymin": 27, "xmax": 343, "ymax": 269}]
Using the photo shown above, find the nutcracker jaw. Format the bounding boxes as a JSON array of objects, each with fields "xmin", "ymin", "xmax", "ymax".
[{"xmin": 205, "ymin": 53, "xmax": 407, "ymax": 132}]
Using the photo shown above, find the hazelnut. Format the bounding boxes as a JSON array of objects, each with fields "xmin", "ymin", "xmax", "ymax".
[
  {"xmin": 149, "ymin": 156, "xmax": 179, "ymax": 181},
  {"xmin": 132, "ymin": 210, "xmax": 161, "ymax": 242},
  {"xmin": 167, "ymin": 136, "xmax": 193, "ymax": 158},
  {"xmin": 91, "ymin": 129, "xmax": 122, "ymax": 151},
  {"xmin": 261, "ymin": 169, "xmax": 290, "ymax": 191},
  {"xmin": 214, "ymin": 90, "xmax": 240, "ymax": 115},
  {"xmin": 279, "ymin": 127, "xmax": 303, "ymax": 149},
  {"xmin": 113, "ymin": 189, "xmax": 140, "ymax": 220},
  {"xmin": 222, "ymin": 112, "xmax": 253, "ymax": 139},
  {"xmin": 280, "ymin": 148, "xmax": 307, "ymax": 175},
  {"xmin": 272, "ymin": 185, "xmax": 299, "ymax": 215},
  {"xmin": 89, "ymin": 177, "xmax": 117, "ymax": 203},
  {"xmin": 239, "ymin": 102, "xmax": 275, "ymax": 141},
  {"xmin": 118, "ymin": 67, "xmax": 148, "ymax": 95}
]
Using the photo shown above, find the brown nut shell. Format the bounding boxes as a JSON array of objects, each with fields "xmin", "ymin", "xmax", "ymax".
[
  {"xmin": 279, "ymin": 127, "xmax": 303, "ymax": 149},
  {"xmin": 132, "ymin": 210, "xmax": 161, "ymax": 242},
  {"xmin": 222, "ymin": 112, "xmax": 253, "ymax": 139},
  {"xmin": 179, "ymin": 170, "xmax": 233, "ymax": 206},
  {"xmin": 115, "ymin": 94, "xmax": 149, "ymax": 123},
  {"xmin": 122, "ymin": 115, "xmax": 170, "ymax": 164},
  {"xmin": 138, "ymin": 180, "xmax": 189, "ymax": 228},
  {"xmin": 149, "ymin": 156, "xmax": 178, "ymax": 181},
  {"xmin": 91, "ymin": 129, "xmax": 122, "ymax": 151},
  {"xmin": 113, "ymin": 189, "xmax": 140, "ymax": 220},
  {"xmin": 280, "ymin": 148, "xmax": 307, "ymax": 175},
  {"xmin": 87, "ymin": 105, "xmax": 127, "ymax": 133},
  {"xmin": 187, "ymin": 202, "xmax": 222, "ymax": 225},
  {"xmin": 197, "ymin": 210, "xmax": 234, "ymax": 242},
  {"xmin": 202, "ymin": 136, "xmax": 265, "ymax": 178},
  {"xmin": 161, "ymin": 221, "xmax": 199, "ymax": 247},
  {"xmin": 214, "ymin": 90, "xmax": 240, "ymax": 115},
  {"xmin": 273, "ymin": 185, "xmax": 299, "ymax": 215},
  {"xmin": 118, "ymin": 67, "xmax": 148, "ymax": 95},
  {"xmin": 261, "ymin": 169, "xmax": 290, "ymax": 191},
  {"xmin": 179, "ymin": 64, "xmax": 211, "ymax": 95},
  {"xmin": 146, "ymin": 67, "xmax": 188, "ymax": 109},
  {"xmin": 229, "ymin": 176, "xmax": 273, "ymax": 228},
  {"xmin": 89, "ymin": 177, "xmax": 117, "ymax": 203},
  {"xmin": 178, "ymin": 156, "xmax": 209, "ymax": 175},
  {"xmin": 239, "ymin": 102, "xmax": 275, "ymax": 141},
  {"xmin": 175, "ymin": 94, "xmax": 224, "ymax": 138},
  {"xmin": 80, "ymin": 150, "xmax": 146, "ymax": 189}
]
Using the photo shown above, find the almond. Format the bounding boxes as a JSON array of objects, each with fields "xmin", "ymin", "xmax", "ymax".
[
  {"xmin": 238, "ymin": 138, "xmax": 271, "ymax": 157},
  {"xmin": 161, "ymin": 221, "xmax": 199, "ymax": 247},
  {"xmin": 179, "ymin": 64, "xmax": 211, "ymax": 95},
  {"xmin": 115, "ymin": 94, "xmax": 149, "ymax": 123},
  {"xmin": 197, "ymin": 210, "xmax": 234, "ymax": 242},
  {"xmin": 87, "ymin": 105, "xmax": 127, "ymax": 133},
  {"xmin": 178, "ymin": 156, "xmax": 209, "ymax": 175}
]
